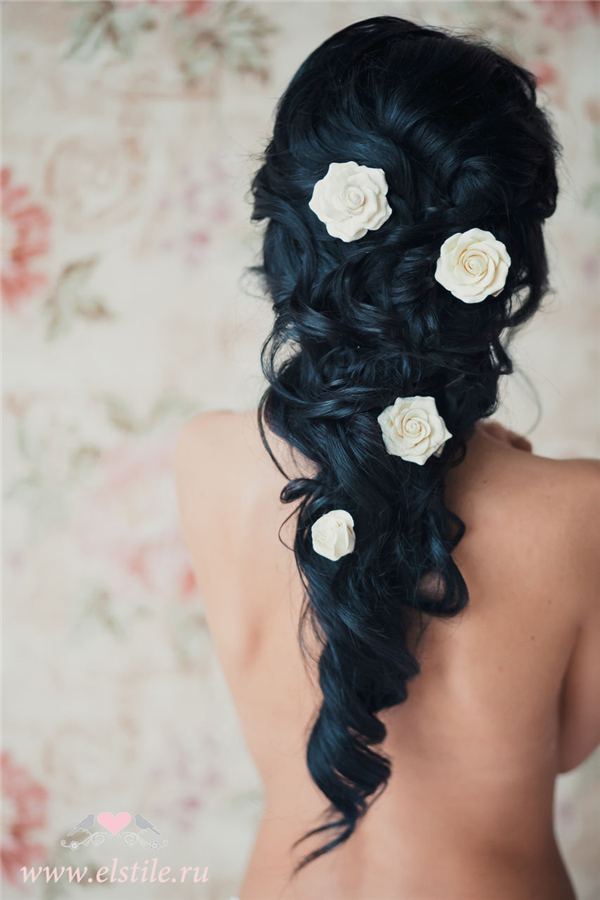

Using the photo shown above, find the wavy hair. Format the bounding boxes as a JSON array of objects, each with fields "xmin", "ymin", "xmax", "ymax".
[{"xmin": 244, "ymin": 15, "xmax": 562, "ymax": 876}]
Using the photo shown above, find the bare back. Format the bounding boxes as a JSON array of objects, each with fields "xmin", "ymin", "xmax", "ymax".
[{"xmin": 175, "ymin": 409, "xmax": 600, "ymax": 900}]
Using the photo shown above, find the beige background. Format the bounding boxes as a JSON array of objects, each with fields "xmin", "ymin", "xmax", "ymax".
[{"xmin": 2, "ymin": 2, "xmax": 599, "ymax": 898}]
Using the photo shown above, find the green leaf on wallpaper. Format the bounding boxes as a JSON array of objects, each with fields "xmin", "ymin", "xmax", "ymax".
[
  {"xmin": 65, "ymin": 0, "xmax": 156, "ymax": 62},
  {"xmin": 593, "ymin": 126, "xmax": 600, "ymax": 164},
  {"xmin": 171, "ymin": 1, "xmax": 279, "ymax": 87},
  {"xmin": 101, "ymin": 393, "xmax": 198, "ymax": 435},
  {"xmin": 43, "ymin": 257, "xmax": 114, "ymax": 340},
  {"xmin": 4, "ymin": 411, "xmax": 102, "ymax": 511},
  {"xmin": 170, "ymin": 607, "xmax": 211, "ymax": 672},
  {"xmin": 582, "ymin": 183, "xmax": 600, "ymax": 217},
  {"xmin": 101, "ymin": 395, "xmax": 139, "ymax": 434},
  {"xmin": 73, "ymin": 586, "xmax": 147, "ymax": 641},
  {"xmin": 63, "ymin": 1, "xmax": 279, "ymax": 89}
]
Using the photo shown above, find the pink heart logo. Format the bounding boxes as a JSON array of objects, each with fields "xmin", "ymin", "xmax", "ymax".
[{"xmin": 97, "ymin": 812, "xmax": 132, "ymax": 835}]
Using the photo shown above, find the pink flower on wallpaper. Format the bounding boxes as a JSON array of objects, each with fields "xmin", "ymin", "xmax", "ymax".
[
  {"xmin": 1, "ymin": 168, "xmax": 51, "ymax": 311},
  {"xmin": 532, "ymin": 60, "xmax": 558, "ymax": 89},
  {"xmin": 74, "ymin": 429, "xmax": 198, "ymax": 604},
  {"xmin": 584, "ymin": 98, "xmax": 600, "ymax": 125},
  {"xmin": 143, "ymin": 159, "xmax": 232, "ymax": 267},
  {"xmin": 181, "ymin": 0, "xmax": 212, "ymax": 16},
  {"xmin": 582, "ymin": 254, "xmax": 599, "ymax": 286},
  {"xmin": 124, "ymin": 533, "xmax": 198, "ymax": 601},
  {"xmin": 1, "ymin": 752, "xmax": 48, "ymax": 885},
  {"xmin": 534, "ymin": 0, "xmax": 600, "ymax": 30},
  {"xmin": 118, "ymin": 0, "xmax": 212, "ymax": 11}
]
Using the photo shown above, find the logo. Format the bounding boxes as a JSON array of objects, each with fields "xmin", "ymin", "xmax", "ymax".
[{"xmin": 61, "ymin": 812, "xmax": 169, "ymax": 851}]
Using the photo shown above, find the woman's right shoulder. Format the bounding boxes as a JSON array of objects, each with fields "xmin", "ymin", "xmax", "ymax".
[
  {"xmin": 531, "ymin": 453, "xmax": 600, "ymax": 537},
  {"xmin": 510, "ymin": 451, "xmax": 600, "ymax": 620},
  {"xmin": 475, "ymin": 423, "xmax": 600, "ymax": 535},
  {"xmin": 540, "ymin": 456, "xmax": 600, "ymax": 772},
  {"xmin": 451, "ymin": 430, "xmax": 600, "ymax": 621}
]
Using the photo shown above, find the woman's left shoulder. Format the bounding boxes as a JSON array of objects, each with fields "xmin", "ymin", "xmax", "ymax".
[
  {"xmin": 175, "ymin": 408, "xmax": 240, "ymax": 458},
  {"xmin": 174, "ymin": 408, "xmax": 277, "ymax": 532},
  {"xmin": 174, "ymin": 411, "xmax": 242, "ymax": 543}
]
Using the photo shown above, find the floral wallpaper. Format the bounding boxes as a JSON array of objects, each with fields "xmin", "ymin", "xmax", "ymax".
[{"xmin": 2, "ymin": 2, "xmax": 599, "ymax": 899}]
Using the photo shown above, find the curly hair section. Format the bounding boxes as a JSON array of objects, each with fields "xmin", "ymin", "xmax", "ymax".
[{"xmin": 245, "ymin": 15, "xmax": 562, "ymax": 876}]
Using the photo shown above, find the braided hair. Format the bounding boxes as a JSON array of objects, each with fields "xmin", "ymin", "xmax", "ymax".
[{"xmin": 245, "ymin": 15, "xmax": 562, "ymax": 876}]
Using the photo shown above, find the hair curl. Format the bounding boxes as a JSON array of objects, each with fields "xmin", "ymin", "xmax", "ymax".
[{"xmin": 244, "ymin": 15, "xmax": 562, "ymax": 876}]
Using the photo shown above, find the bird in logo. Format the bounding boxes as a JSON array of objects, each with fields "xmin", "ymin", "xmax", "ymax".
[
  {"xmin": 134, "ymin": 814, "xmax": 160, "ymax": 834},
  {"xmin": 67, "ymin": 814, "xmax": 95, "ymax": 835}
]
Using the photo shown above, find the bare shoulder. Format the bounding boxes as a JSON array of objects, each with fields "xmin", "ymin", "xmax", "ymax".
[
  {"xmin": 450, "ymin": 428, "xmax": 600, "ymax": 620},
  {"xmin": 174, "ymin": 408, "xmax": 296, "ymax": 546},
  {"xmin": 538, "ymin": 455, "xmax": 600, "ymax": 589},
  {"xmin": 458, "ymin": 424, "xmax": 600, "ymax": 524},
  {"xmin": 174, "ymin": 410, "xmax": 271, "ymax": 661},
  {"xmin": 546, "ymin": 453, "xmax": 600, "ymax": 567},
  {"xmin": 520, "ymin": 452, "xmax": 600, "ymax": 531},
  {"xmin": 175, "ymin": 409, "xmax": 261, "ymax": 482},
  {"xmin": 174, "ymin": 410, "xmax": 242, "ymax": 539},
  {"xmin": 175, "ymin": 408, "xmax": 239, "ymax": 462}
]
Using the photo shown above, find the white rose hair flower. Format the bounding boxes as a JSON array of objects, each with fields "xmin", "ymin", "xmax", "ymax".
[
  {"xmin": 311, "ymin": 509, "xmax": 356, "ymax": 561},
  {"xmin": 377, "ymin": 396, "xmax": 452, "ymax": 465},
  {"xmin": 308, "ymin": 160, "xmax": 393, "ymax": 242},
  {"xmin": 434, "ymin": 227, "xmax": 511, "ymax": 304}
]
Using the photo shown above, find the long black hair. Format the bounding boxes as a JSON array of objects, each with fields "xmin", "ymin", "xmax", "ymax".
[{"xmin": 245, "ymin": 15, "xmax": 562, "ymax": 875}]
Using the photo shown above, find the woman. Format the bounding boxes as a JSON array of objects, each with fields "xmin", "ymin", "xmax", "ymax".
[{"xmin": 175, "ymin": 16, "xmax": 600, "ymax": 900}]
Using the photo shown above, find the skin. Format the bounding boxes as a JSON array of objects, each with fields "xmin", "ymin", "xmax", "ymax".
[{"xmin": 175, "ymin": 410, "xmax": 600, "ymax": 900}]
